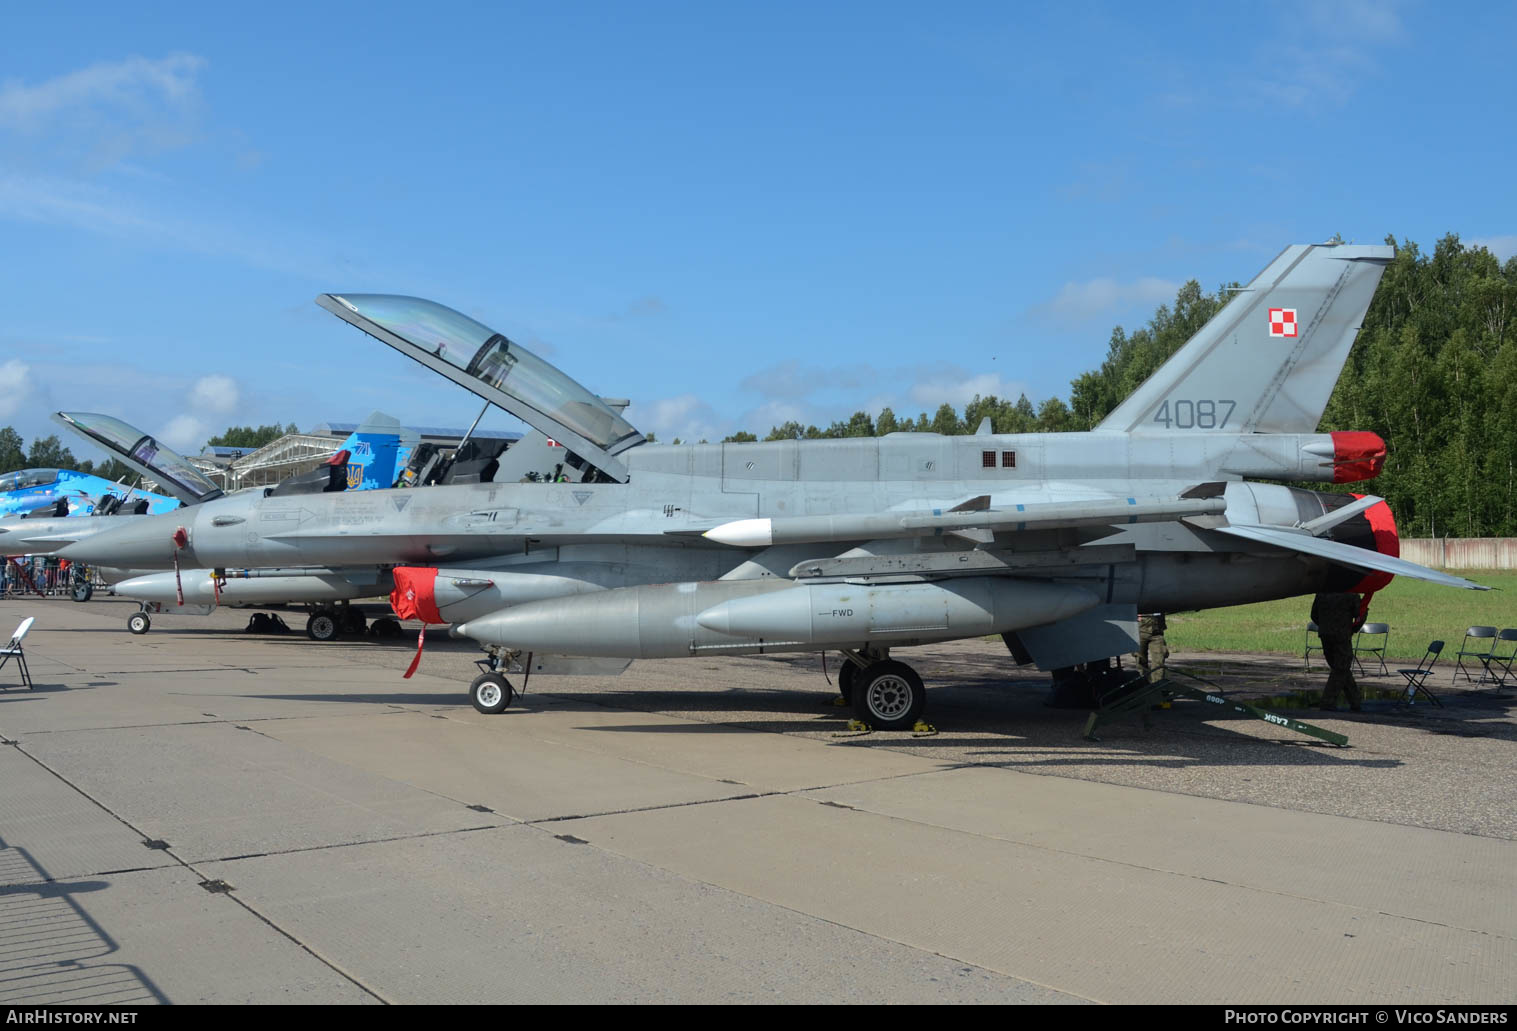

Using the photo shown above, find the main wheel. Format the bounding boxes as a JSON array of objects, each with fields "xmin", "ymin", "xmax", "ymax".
[
  {"xmin": 341, "ymin": 609, "xmax": 367, "ymax": 635},
  {"xmin": 370, "ymin": 616, "xmax": 403, "ymax": 640},
  {"xmin": 306, "ymin": 611, "xmax": 339, "ymax": 641},
  {"xmin": 837, "ymin": 658, "xmax": 860, "ymax": 703},
  {"xmin": 470, "ymin": 672, "xmax": 514, "ymax": 714},
  {"xmin": 127, "ymin": 612, "xmax": 151, "ymax": 635},
  {"xmin": 72, "ymin": 580, "xmax": 93, "ymax": 602},
  {"xmin": 850, "ymin": 660, "xmax": 926, "ymax": 731}
]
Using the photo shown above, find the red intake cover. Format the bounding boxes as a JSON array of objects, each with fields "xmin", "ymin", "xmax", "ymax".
[
  {"xmin": 1330, "ymin": 431, "xmax": 1387, "ymax": 483},
  {"xmin": 390, "ymin": 566, "xmax": 443, "ymax": 624},
  {"xmin": 1350, "ymin": 493, "xmax": 1399, "ymax": 594}
]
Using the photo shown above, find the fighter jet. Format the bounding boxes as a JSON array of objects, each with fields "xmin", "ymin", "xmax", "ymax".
[
  {"xmin": 4, "ymin": 411, "xmax": 420, "ymax": 628},
  {"xmin": 60, "ymin": 243, "xmax": 1487, "ymax": 728},
  {"xmin": 0, "ymin": 467, "xmax": 180, "ymax": 520}
]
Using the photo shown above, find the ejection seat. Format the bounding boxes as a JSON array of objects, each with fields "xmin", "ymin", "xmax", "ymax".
[
  {"xmin": 442, "ymin": 438, "xmax": 509, "ymax": 485},
  {"xmin": 268, "ymin": 451, "xmax": 351, "ymax": 497}
]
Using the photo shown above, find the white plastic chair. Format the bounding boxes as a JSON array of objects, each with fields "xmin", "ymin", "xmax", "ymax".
[{"xmin": 0, "ymin": 617, "xmax": 35, "ymax": 690}]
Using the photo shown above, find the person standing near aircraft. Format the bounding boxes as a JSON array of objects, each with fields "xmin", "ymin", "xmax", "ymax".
[
  {"xmin": 1311, "ymin": 591, "xmax": 1365, "ymax": 712},
  {"xmin": 1136, "ymin": 612, "xmax": 1168, "ymax": 684}
]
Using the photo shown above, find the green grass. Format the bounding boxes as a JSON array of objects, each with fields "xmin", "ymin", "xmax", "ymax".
[{"xmin": 1166, "ymin": 570, "xmax": 1517, "ymax": 661}]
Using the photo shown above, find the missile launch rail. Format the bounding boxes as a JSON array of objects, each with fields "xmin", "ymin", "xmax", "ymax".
[{"xmin": 1083, "ymin": 667, "xmax": 1348, "ymax": 747}]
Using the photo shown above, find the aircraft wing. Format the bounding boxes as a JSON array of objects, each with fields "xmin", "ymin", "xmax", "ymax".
[{"xmin": 1213, "ymin": 524, "xmax": 1489, "ymax": 590}]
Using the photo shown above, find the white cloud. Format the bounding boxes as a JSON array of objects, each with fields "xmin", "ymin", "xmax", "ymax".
[
  {"xmin": 0, "ymin": 171, "xmax": 164, "ymax": 234},
  {"xmin": 190, "ymin": 374, "xmax": 239, "ymax": 413},
  {"xmin": 740, "ymin": 361, "xmax": 875, "ymax": 400},
  {"xmin": 907, "ymin": 370, "xmax": 1030, "ymax": 410},
  {"xmin": 1297, "ymin": 0, "xmax": 1405, "ymax": 42},
  {"xmin": 1031, "ymin": 276, "xmax": 1180, "ymax": 324},
  {"xmin": 158, "ymin": 414, "xmax": 207, "ymax": 452},
  {"xmin": 0, "ymin": 53, "xmax": 205, "ymax": 133},
  {"xmin": 632, "ymin": 394, "xmax": 726, "ymax": 442},
  {"xmin": 1470, "ymin": 235, "xmax": 1517, "ymax": 261},
  {"xmin": 0, "ymin": 360, "xmax": 34, "ymax": 419}
]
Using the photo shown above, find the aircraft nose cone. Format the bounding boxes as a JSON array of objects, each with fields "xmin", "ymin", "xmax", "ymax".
[{"xmin": 59, "ymin": 515, "xmax": 189, "ymax": 569}]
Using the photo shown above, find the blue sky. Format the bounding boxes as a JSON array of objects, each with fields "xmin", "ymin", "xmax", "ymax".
[{"xmin": 1, "ymin": 1, "xmax": 1513, "ymax": 456}]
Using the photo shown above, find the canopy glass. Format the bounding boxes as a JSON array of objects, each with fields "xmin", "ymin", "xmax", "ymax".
[
  {"xmin": 321, "ymin": 295, "xmax": 642, "ymax": 471},
  {"xmin": 53, "ymin": 412, "xmax": 222, "ymax": 503}
]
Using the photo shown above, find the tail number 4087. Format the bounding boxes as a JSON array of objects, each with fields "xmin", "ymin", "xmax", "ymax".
[{"xmin": 1154, "ymin": 399, "xmax": 1236, "ymax": 429}]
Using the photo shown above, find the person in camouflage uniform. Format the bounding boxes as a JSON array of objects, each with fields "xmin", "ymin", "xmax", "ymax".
[
  {"xmin": 1137, "ymin": 613, "xmax": 1168, "ymax": 684},
  {"xmin": 1311, "ymin": 591, "xmax": 1365, "ymax": 711}
]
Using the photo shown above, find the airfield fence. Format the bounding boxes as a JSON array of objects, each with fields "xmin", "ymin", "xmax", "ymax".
[{"xmin": 1399, "ymin": 538, "xmax": 1517, "ymax": 570}]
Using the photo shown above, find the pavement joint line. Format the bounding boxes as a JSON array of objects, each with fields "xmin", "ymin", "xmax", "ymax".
[
  {"xmin": 0, "ymin": 864, "xmax": 170, "ymax": 889},
  {"xmin": 200, "ymin": 823, "xmax": 507, "ymax": 865},
  {"xmin": 8, "ymin": 708, "xmax": 431, "ymax": 737},
  {"xmin": 784, "ymin": 780, "xmax": 1517, "ymax": 943},
  {"xmin": 525, "ymin": 790, "xmax": 783, "ymax": 825},
  {"xmin": 0, "ymin": 737, "xmax": 391, "ymax": 1005}
]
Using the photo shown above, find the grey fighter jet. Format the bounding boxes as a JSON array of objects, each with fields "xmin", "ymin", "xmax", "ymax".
[{"xmin": 61, "ymin": 243, "xmax": 1486, "ymax": 728}]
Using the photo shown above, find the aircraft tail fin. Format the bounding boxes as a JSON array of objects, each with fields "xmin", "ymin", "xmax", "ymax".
[
  {"xmin": 1095, "ymin": 243, "xmax": 1394, "ymax": 435},
  {"xmin": 338, "ymin": 411, "xmax": 404, "ymax": 490}
]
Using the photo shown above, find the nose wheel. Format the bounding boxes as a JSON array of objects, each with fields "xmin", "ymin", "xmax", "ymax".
[{"xmin": 470, "ymin": 672, "xmax": 515, "ymax": 714}]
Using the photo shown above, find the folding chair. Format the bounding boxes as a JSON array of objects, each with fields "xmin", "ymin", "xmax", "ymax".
[
  {"xmin": 1485, "ymin": 628, "xmax": 1517, "ymax": 696},
  {"xmin": 1352, "ymin": 622, "xmax": 1390, "ymax": 676},
  {"xmin": 0, "ymin": 617, "xmax": 35, "ymax": 690},
  {"xmin": 1453, "ymin": 626, "xmax": 1497, "ymax": 684},
  {"xmin": 1397, "ymin": 640, "xmax": 1443, "ymax": 707},
  {"xmin": 1304, "ymin": 621, "xmax": 1322, "ymax": 670}
]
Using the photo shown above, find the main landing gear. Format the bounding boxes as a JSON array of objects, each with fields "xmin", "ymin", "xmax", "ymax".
[
  {"xmin": 837, "ymin": 649, "xmax": 929, "ymax": 732},
  {"xmin": 304, "ymin": 603, "xmax": 368, "ymax": 641}
]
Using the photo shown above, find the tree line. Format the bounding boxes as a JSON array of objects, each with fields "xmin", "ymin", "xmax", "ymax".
[{"xmin": 5, "ymin": 235, "xmax": 1514, "ymax": 536}]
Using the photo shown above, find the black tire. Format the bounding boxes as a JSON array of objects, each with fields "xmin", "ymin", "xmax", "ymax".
[
  {"xmin": 837, "ymin": 658, "xmax": 860, "ymax": 703},
  {"xmin": 72, "ymin": 581, "xmax": 93, "ymax": 603},
  {"xmin": 850, "ymin": 660, "xmax": 926, "ymax": 731},
  {"xmin": 470, "ymin": 672, "xmax": 514, "ymax": 714},
  {"xmin": 127, "ymin": 612, "xmax": 151, "ymax": 635},
  {"xmin": 306, "ymin": 611, "xmax": 339, "ymax": 641},
  {"xmin": 341, "ymin": 609, "xmax": 367, "ymax": 635},
  {"xmin": 371, "ymin": 617, "xmax": 402, "ymax": 640}
]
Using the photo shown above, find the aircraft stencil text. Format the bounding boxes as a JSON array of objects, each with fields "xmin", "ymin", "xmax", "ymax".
[{"xmin": 1154, "ymin": 399, "xmax": 1236, "ymax": 429}]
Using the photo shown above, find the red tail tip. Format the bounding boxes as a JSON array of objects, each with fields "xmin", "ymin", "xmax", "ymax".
[{"xmin": 1330, "ymin": 432, "xmax": 1387, "ymax": 483}]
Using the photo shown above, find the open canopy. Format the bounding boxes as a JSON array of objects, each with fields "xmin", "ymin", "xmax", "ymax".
[
  {"xmin": 316, "ymin": 294, "xmax": 643, "ymax": 481},
  {"xmin": 52, "ymin": 412, "xmax": 223, "ymax": 504}
]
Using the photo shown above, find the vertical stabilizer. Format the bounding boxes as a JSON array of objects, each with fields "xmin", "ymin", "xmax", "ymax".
[
  {"xmin": 341, "ymin": 411, "xmax": 404, "ymax": 490},
  {"xmin": 1095, "ymin": 243, "xmax": 1394, "ymax": 435}
]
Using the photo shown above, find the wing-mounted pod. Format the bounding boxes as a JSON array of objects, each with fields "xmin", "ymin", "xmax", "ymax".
[
  {"xmin": 52, "ymin": 412, "xmax": 223, "ymax": 505},
  {"xmin": 315, "ymin": 294, "xmax": 644, "ymax": 482}
]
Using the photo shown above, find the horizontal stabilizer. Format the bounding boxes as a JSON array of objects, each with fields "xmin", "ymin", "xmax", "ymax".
[
  {"xmin": 1214, "ymin": 524, "xmax": 1490, "ymax": 590},
  {"xmin": 1297, "ymin": 494, "xmax": 1385, "ymax": 536}
]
